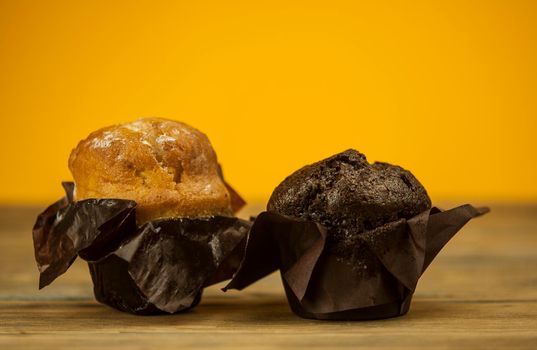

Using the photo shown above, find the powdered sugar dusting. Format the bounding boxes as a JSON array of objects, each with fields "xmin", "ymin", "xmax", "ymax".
[
  {"xmin": 121, "ymin": 120, "xmax": 146, "ymax": 132},
  {"xmin": 202, "ymin": 183, "xmax": 213, "ymax": 194},
  {"xmin": 170, "ymin": 126, "xmax": 192, "ymax": 138},
  {"xmin": 156, "ymin": 135, "xmax": 176, "ymax": 144},
  {"xmin": 90, "ymin": 131, "xmax": 122, "ymax": 149}
]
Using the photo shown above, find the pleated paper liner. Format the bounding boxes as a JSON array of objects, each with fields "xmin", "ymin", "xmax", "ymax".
[
  {"xmin": 33, "ymin": 182, "xmax": 250, "ymax": 314},
  {"xmin": 225, "ymin": 205, "xmax": 489, "ymax": 320}
]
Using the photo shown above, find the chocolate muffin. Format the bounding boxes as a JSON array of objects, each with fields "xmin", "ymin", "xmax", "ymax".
[
  {"xmin": 227, "ymin": 149, "xmax": 486, "ymax": 320},
  {"xmin": 268, "ymin": 149, "xmax": 431, "ymax": 257}
]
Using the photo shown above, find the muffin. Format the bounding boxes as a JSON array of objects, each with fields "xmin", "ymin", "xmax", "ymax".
[
  {"xmin": 268, "ymin": 149, "xmax": 431, "ymax": 257},
  {"xmin": 226, "ymin": 149, "xmax": 488, "ymax": 320},
  {"xmin": 33, "ymin": 118, "xmax": 250, "ymax": 314},
  {"xmin": 69, "ymin": 118, "xmax": 234, "ymax": 222}
]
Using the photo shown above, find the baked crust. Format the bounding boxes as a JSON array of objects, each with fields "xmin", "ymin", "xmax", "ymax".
[
  {"xmin": 69, "ymin": 118, "xmax": 232, "ymax": 223},
  {"xmin": 268, "ymin": 149, "xmax": 432, "ymax": 243}
]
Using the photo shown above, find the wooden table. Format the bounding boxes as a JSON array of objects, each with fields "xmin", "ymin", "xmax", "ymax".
[{"xmin": 1, "ymin": 204, "xmax": 536, "ymax": 349}]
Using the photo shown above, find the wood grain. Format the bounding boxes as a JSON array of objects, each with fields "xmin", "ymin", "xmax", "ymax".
[{"xmin": 0, "ymin": 204, "xmax": 536, "ymax": 349}]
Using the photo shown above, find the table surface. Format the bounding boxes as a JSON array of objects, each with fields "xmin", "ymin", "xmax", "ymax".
[{"xmin": 0, "ymin": 203, "xmax": 536, "ymax": 349}]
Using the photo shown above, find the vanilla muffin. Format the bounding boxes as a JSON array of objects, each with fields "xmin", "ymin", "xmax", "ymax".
[{"xmin": 69, "ymin": 118, "xmax": 233, "ymax": 223}]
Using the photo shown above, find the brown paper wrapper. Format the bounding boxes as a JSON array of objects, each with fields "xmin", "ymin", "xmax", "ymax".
[
  {"xmin": 225, "ymin": 205, "xmax": 489, "ymax": 320},
  {"xmin": 33, "ymin": 182, "xmax": 250, "ymax": 314}
]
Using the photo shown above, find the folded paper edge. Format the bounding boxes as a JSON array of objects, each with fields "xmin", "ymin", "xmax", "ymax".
[
  {"xmin": 34, "ymin": 182, "xmax": 249, "ymax": 314},
  {"xmin": 422, "ymin": 204, "xmax": 489, "ymax": 273},
  {"xmin": 281, "ymin": 221, "xmax": 327, "ymax": 301},
  {"xmin": 223, "ymin": 212, "xmax": 282, "ymax": 291},
  {"xmin": 126, "ymin": 217, "xmax": 251, "ymax": 313}
]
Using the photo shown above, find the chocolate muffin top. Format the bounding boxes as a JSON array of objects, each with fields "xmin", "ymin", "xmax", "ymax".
[{"xmin": 268, "ymin": 149, "xmax": 431, "ymax": 248}]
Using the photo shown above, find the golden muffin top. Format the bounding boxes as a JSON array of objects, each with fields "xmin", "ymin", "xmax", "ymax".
[{"xmin": 68, "ymin": 118, "xmax": 233, "ymax": 223}]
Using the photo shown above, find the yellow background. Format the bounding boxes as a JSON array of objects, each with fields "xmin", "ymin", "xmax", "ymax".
[{"xmin": 1, "ymin": 0, "xmax": 536, "ymax": 205}]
